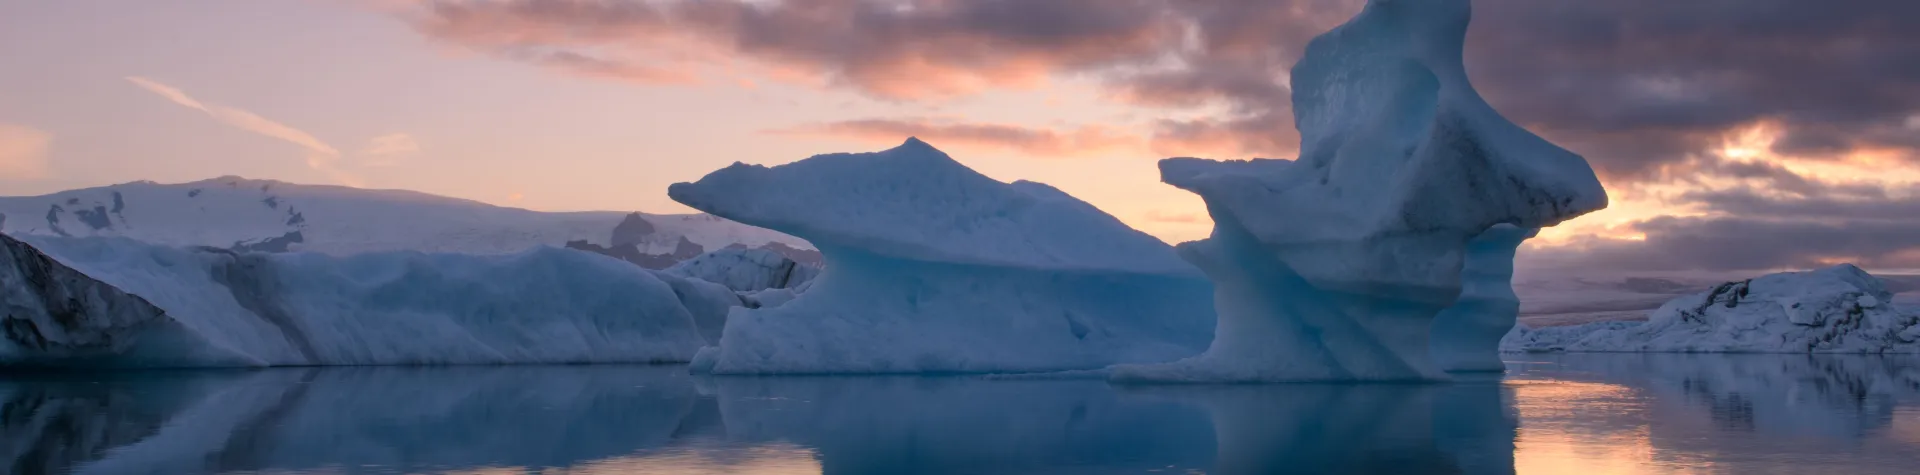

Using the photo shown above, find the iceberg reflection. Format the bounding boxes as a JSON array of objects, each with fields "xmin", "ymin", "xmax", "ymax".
[
  {"xmin": 1509, "ymin": 353, "xmax": 1920, "ymax": 474},
  {"xmin": 3, "ymin": 355, "xmax": 1919, "ymax": 474}
]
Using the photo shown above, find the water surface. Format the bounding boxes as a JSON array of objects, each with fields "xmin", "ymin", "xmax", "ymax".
[{"xmin": 4, "ymin": 354, "xmax": 1918, "ymax": 474}]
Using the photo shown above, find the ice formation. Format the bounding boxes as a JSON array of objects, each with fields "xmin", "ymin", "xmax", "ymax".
[
  {"xmin": 1430, "ymin": 224, "xmax": 1536, "ymax": 372},
  {"xmin": 665, "ymin": 247, "xmax": 818, "ymax": 292},
  {"xmin": 1, "ymin": 234, "xmax": 729, "ymax": 367},
  {"xmin": 670, "ymin": 138, "xmax": 1216, "ymax": 374},
  {"xmin": 1112, "ymin": 0, "xmax": 1606, "ymax": 383},
  {"xmin": 1503, "ymin": 264, "xmax": 1920, "ymax": 353}
]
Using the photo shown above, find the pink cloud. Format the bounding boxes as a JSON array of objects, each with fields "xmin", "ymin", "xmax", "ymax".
[{"xmin": 772, "ymin": 118, "xmax": 1143, "ymax": 158}]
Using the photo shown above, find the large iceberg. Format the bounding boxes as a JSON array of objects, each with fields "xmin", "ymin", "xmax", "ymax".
[
  {"xmin": 1, "ymin": 233, "xmax": 735, "ymax": 367},
  {"xmin": 669, "ymin": 139, "xmax": 1216, "ymax": 374},
  {"xmin": 1113, "ymin": 0, "xmax": 1606, "ymax": 383},
  {"xmin": 1504, "ymin": 264, "xmax": 1920, "ymax": 353},
  {"xmin": 1430, "ymin": 224, "xmax": 1536, "ymax": 372}
]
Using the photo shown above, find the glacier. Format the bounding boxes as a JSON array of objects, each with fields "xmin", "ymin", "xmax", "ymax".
[
  {"xmin": 669, "ymin": 138, "xmax": 1216, "ymax": 374},
  {"xmin": 1503, "ymin": 264, "xmax": 1920, "ymax": 354},
  {"xmin": 1, "ymin": 233, "xmax": 739, "ymax": 367},
  {"xmin": 1430, "ymin": 224, "xmax": 1536, "ymax": 372},
  {"xmin": 0, "ymin": 176, "xmax": 814, "ymax": 266},
  {"xmin": 1112, "ymin": 0, "xmax": 1606, "ymax": 383}
]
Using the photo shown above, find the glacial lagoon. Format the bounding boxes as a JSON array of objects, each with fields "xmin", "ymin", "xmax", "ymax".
[{"xmin": 5, "ymin": 354, "xmax": 1920, "ymax": 475}]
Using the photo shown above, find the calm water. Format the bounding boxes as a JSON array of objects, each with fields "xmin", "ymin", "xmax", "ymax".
[{"xmin": 4, "ymin": 354, "xmax": 1919, "ymax": 475}]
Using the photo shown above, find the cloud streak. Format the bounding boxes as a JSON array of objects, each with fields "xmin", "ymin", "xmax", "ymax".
[
  {"xmin": 125, "ymin": 76, "xmax": 341, "ymax": 156},
  {"xmin": 124, "ymin": 76, "xmax": 390, "ymax": 186}
]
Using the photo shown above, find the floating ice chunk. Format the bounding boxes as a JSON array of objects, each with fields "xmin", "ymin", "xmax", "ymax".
[
  {"xmin": 670, "ymin": 139, "xmax": 1215, "ymax": 374},
  {"xmin": 1113, "ymin": 0, "xmax": 1605, "ymax": 383}
]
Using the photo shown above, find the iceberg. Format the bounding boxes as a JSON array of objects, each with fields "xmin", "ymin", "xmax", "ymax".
[
  {"xmin": 1503, "ymin": 264, "xmax": 1920, "ymax": 353},
  {"xmin": 1, "ymin": 233, "xmax": 725, "ymax": 367},
  {"xmin": 669, "ymin": 139, "xmax": 1216, "ymax": 374},
  {"xmin": 1113, "ymin": 0, "xmax": 1606, "ymax": 383},
  {"xmin": 1430, "ymin": 224, "xmax": 1536, "ymax": 372}
]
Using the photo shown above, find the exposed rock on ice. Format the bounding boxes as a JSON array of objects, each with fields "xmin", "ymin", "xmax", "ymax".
[
  {"xmin": 1430, "ymin": 224, "xmax": 1536, "ymax": 372},
  {"xmin": 670, "ymin": 139, "xmax": 1216, "ymax": 374},
  {"xmin": 1503, "ymin": 264, "xmax": 1920, "ymax": 353},
  {"xmin": 0, "ymin": 233, "xmax": 193, "ymax": 366},
  {"xmin": 665, "ymin": 247, "xmax": 819, "ymax": 292},
  {"xmin": 1113, "ymin": 0, "xmax": 1606, "ymax": 383},
  {"xmin": 2, "ymin": 234, "xmax": 720, "ymax": 367}
]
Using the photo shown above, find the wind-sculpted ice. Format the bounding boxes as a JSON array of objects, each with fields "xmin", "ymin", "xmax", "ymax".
[
  {"xmin": 1, "ymin": 234, "xmax": 723, "ymax": 367},
  {"xmin": 1504, "ymin": 264, "xmax": 1920, "ymax": 353},
  {"xmin": 669, "ymin": 138, "xmax": 1215, "ymax": 374},
  {"xmin": 1431, "ymin": 224, "xmax": 1536, "ymax": 372},
  {"xmin": 1113, "ymin": 0, "xmax": 1605, "ymax": 383}
]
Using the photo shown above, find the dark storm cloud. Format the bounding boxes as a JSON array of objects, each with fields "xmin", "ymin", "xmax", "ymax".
[
  {"xmin": 1534, "ymin": 215, "xmax": 1920, "ymax": 272},
  {"xmin": 1532, "ymin": 176, "xmax": 1920, "ymax": 272},
  {"xmin": 1467, "ymin": 0, "xmax": 1920, "ymax": 177},
  {"xmin": 1680, "ymin": 189, "xmax": 1919, "ymax": 222},
  {"xmin": 408, "ymin": 0, "xmax": 1181, "ymax": 99},
  {"xmin": 403, "ymin": 0, "xmax": 1918, "ymax": 172}
]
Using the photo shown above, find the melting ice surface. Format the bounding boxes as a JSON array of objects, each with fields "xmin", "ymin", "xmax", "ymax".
[{"xmin": 7, "ymin": 354, "xmax": 1920, "ymax": 475}]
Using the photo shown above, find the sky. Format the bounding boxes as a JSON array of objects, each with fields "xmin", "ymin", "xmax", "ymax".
[{"xmin": 1, "ymin": 0, "xmax": 1917, "ymax": 273}]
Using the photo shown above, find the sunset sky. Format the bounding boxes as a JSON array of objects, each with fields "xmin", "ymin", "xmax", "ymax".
[{"xmin": 2, "ymin": 0, "xmax": 1916, "ymax": 272}]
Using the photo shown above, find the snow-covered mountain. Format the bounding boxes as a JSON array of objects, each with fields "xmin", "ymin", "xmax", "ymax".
[
  {"xmin": 1504, "ymin": 264, "xmax": 1920, "ymax": 353},
  {"xmin": 1511, "ymin": 269, "xmax": 1920, "ymax": 328},
  {"xmin": 0, "ymin": 176, "xmax": 812, "ymax": 267}
]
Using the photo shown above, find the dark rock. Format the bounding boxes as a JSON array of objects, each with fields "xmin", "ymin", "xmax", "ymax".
[
  {"xmin": 231, "ymin": 231, "xmax": 305, "ymax": 253},
  {"xmin": 0, "ymin": 233, "xmax": 173, "ymax": 362},
  {"xmin": 610, "ymin": 213, "xmax": 657, "ymax": 248}
]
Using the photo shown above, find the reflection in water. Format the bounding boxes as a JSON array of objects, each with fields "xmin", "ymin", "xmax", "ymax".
[
  {"xmin": 1509, "ymin": 353, "xmax": 1920, "ymax": 474},
  {"xmin": 1, "ymin": 354, "xmax": 1917, "ymax": 474}
]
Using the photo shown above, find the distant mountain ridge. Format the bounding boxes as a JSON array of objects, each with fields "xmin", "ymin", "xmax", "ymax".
[{"xmin": 0, "ymin": 176, "xmax": 814, "ymax": 268}]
